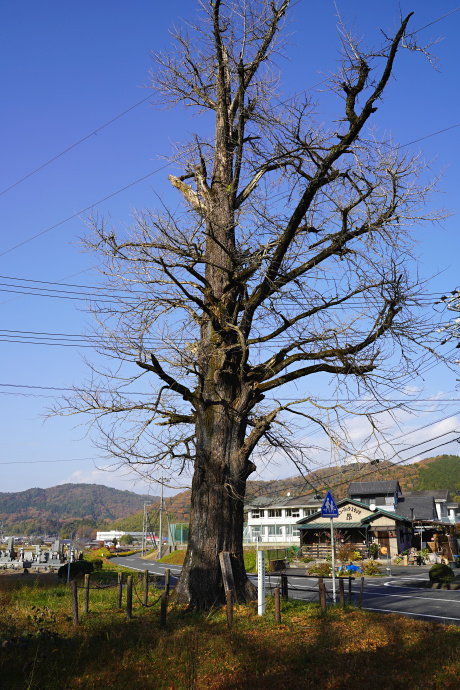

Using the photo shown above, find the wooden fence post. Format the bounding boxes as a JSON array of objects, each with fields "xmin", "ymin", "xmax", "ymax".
[
  {"xmin": 274, "ymin": 587, "xmax": 281, "ymax": 623},
  {"xmin": 226, "ymin": 589, "xmax": 233, "ymax": 630},
  {"xmin": 348, "ymin": 576, "xmax": 352, "ymax": 604},
  {"xmin": 319, "ymin": 579, "xmax": 326, "ymax": 614},
  {"xmin": 83, "ymin": 573, "xmax": 90, "ymax": 614},
  {"xmin": 117, "ymin": 572, "xmax": 122, "ymax": 609},
  {"xmin": 339, "ymin": 578, "xmax": 345, "ymax": 607},
  {"xmin": 359, "ymin": 577, "xmax": 364, "ymax": 608},
  {"xmin": 71, "ymin": 580, "xmax": 79, "ymax": 626},
  {"xmin": 143, "ymin": 570, "xmax": 149, "ymax": 606},
  {"xmin": 126, "ymin": 575, "xmax": 133, "ymax": 620},
  {"xmin": 280, "ymin": 573, "xmax": 288, "ymax": 600},
  {"xmin": 165, "ymin": 568, "xmax": 170, "ymax": 597},
  {"xmin": 160, "ymin": 590, "xmax": 168, "ymax": 628}
]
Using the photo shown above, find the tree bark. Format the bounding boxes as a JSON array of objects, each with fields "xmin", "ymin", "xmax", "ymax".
[{"xmin": 174, "ymin": 403, "xmax": 257, "ymax": 607}]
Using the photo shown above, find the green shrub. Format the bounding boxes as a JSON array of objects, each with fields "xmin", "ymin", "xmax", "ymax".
[
  {"xmin": 58, "ymin": 560, "xmax": 94, "ymax": 580},
  {"xmin": 429, "ymin": 563, "xmax": 455, "ymax": 583},
  {"xmin": 306, "ymin": 562, "xmax": 332, "ymax": 577},
  {"xmin": 369, "ymin": 543, "xmax": 379, "ymax": 559},
  {"xmin": 92, "ymin": 559, "xmax": 103, "ymax": 571},
  {"xmin": 361, "ymin": 560, "xmax": 381, "ymax": 576}
]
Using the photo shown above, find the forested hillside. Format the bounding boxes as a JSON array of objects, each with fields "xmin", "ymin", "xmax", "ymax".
[
  {"xmin": 127, "ymin": 454, "xmax": 460, "ymax": 525},
  {"xmin": 4, "ymin": 455, "xmax": 460, "ymax": 534},
  {"xmin": 0, "ymin": 484, "xmax": 157, "ymax": 534}
]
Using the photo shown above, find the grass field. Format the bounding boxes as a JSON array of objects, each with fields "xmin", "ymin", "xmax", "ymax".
[
  {"xmin": 1, "ymin": 568, "xmax": 460, "ymax": 689},
  {"xmin": 158, "ymin": 548, "xmax": 265, "ymax": 573}
]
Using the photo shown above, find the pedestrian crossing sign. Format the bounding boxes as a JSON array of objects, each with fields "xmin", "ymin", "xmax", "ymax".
[{"xmin": 321, "ymin": 491, "xmax": 339, "ymax": 518}]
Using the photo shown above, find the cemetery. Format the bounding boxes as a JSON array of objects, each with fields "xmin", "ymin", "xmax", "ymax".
[{"xmin": 0, "ymin": 537, "xmax": 68, "ymax": 571}]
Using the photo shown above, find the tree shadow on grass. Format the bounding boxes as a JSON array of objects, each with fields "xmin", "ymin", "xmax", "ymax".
[{"xmin": 1, "ymin": 598, "xmax": 460, "ymax": 690}]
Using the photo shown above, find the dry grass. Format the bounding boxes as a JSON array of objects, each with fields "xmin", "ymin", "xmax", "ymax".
[
  {"xmin": 158, "ymin": 549, "xmax": 187, "ymax": 565},
  {"xmin": 1, "ymin": 573, "xmax": 460, "ymax": 689}
]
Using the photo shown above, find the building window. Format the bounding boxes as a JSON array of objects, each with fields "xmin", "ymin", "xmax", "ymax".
[
  {"xmin": 291, "ymin": 509, "xmax": 300, "ymax": 518},
  {"xmin": 252, "ymin": 510, "xmax": 261, "ymax": 519},
  {"xmin": 285, "ymin": 509, "xmax": 292, "ymax": 517},
  {"xmin": 268, "ymin": 525, "xmax": 282, "ymax": 536},
  {"xmin": 268, "ymin": 509, "xmax": 282, "ymax": 518},
  {"xmin": 303, "ymin": 508, "xmax": 315, "ymax": 517},
  {"xmin": 287, "ymin": 525, "xmax": 300, "ymax": 537}
]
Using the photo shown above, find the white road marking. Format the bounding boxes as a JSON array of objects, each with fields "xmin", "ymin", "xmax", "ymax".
[
  {"xmin": 362, "ymin": 606, "xmax": 460, "ymax": 622},
  {"xmin": 362, "ymin": 590, "xmax": 460, "ymax": 604}
]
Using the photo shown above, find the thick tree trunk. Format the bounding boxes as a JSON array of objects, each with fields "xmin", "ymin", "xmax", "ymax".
[{"xmin": 173, "ymin": 405, "xmax": 257, "ymax": 608}]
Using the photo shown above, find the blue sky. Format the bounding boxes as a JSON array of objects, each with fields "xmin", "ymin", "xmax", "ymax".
[{"xmin": 1, "ymin": 0, "xmax": 460, "ymax": 496}]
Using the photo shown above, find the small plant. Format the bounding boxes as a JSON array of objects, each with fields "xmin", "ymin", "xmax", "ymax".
[
  {"xmin": 361, "ymin": 560, "xmax": 381, "ymax": 576},
  {"xmin": 429, "ymin": 563, "xmax": 455, "ymax": 583},
  {"xmin": 395, "ymin": 557, "xmax": 403, "ymax": 565},
  {"xmin": 337, "ymin": 542, "xmax": 357, "ymax": 564},
  {"xmin": 369, "ymin": 543, "xmax": 379, "ymax": 559},
  {"xmin": 306, "ymin": 562, "xmax": 332, "ymax": 577},
  {"xmin": 92, "ymin": 559, "xmax": 103, "ymax": 571}
]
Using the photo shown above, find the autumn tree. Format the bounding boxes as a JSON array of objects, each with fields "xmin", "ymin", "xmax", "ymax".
[{"xmin": 60, "ymin": 1, "xmax": 443, "ymax": 607}]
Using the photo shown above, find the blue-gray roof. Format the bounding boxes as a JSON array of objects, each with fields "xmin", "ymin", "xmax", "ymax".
[{"xmin": 348, "ymin": 480, "xmax": 401, "ymax": 496}]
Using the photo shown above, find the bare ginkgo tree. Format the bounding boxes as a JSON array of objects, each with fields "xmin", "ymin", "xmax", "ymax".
[{"xmin": 58, "ymin": 1, "xmax": 445, "ymax": 607}]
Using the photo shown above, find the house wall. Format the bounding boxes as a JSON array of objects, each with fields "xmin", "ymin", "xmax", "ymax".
[{"xmin": 247, "ymin": 506, "xmax": 318, "ymax": 543}]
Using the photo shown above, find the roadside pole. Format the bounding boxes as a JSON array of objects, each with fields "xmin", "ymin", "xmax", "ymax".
[
  {"xmin": 321, "ymin": 491, "xmax": 339, "ymax": 605},
  {"xmin": 66, "ymin": 522, "xmax": 74, "ymax": 585},
  {"xmin": 257, "ymin": 550, "xmax": 265, "ymax": 616},
  {"xmin": 158, "ymin": 479, "xmax": 163, "ymax": 560},
  {"xmin": 330, "ymin": 517, "xmax": 336, "ymax": 604}
]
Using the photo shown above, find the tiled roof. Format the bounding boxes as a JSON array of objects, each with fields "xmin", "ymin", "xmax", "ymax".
[
  {"xmin": 404, "ymin": 490, "xmax": 451, "ymax": 501},
  {"xmin": 348, "ymin": 480, "xmax": 401, "ymax": 496},
  {"xmin": 299, "ymin": 522, "xmax": 363, "ymax": 530},
  {"xmin": 394, "ymin": 496, "xmax": 437, "ymax": 521}
]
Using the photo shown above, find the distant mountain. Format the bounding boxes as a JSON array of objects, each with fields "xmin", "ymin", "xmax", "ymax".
[
  {"xmin": 4, "ymin": 454, "xmax": 460, "ymax": 534},
  {"xmin": 117, "ymin": 454, "xmax": 460, "ymax": 527},
  {"xmin": 0, "ymin": 483, "xmax": 158, "ymax": 534}
]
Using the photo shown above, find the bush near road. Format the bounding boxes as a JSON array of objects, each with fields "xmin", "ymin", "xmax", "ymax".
[{"xmin": 429, "ymin": 563, "xmax": 456, "ymax": 583}]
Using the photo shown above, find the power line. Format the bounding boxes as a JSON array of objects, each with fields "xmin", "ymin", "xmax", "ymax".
[
  {"xmin": 401, "ymin": 123, "xmax": 460, "ymax": 148},
  {"xmin": 323, "ymin": 436, "xmax": 460, "ymax": 495},
  {"xmin": 0, "ymin": 4, "xmax": 456, "ymax": 207},
  {"xmin": 0, "ymin": 94, "xmax": 153, "ymax": 198},
  {"xmin": 0, "ymin": 457, "xmax": 99, "ymax": 466},
  {"xmin": 2, "ymin": 20, "xmax": 460, "ymax": 260},
  {"xmin": 0, "ymin": 163, "xmax": 173, "ymax": 259}
]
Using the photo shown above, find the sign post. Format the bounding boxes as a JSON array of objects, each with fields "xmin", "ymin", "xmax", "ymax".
[
  {"xmin": 257, "ymin": 550, "xmax": 265, "ymax": 616},
  {"xmin": 321, "ymin": 491, "xmax": 339, "ymax": 604}
]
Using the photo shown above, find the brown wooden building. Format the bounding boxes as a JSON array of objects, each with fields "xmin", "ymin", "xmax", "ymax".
[{"xmin": 296, "ymin": 498, "xmax": 413, "ymax": 558}]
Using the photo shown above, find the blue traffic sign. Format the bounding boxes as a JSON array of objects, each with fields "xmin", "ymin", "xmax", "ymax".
[{"xmin": 321, "ymin": 491, "xmax": 339, "ymax": 518}]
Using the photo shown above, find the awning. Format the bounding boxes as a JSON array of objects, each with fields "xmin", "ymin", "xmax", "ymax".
[{"xmin": 298, "ymin": 522, "xmax": 363, "ymax": 530}]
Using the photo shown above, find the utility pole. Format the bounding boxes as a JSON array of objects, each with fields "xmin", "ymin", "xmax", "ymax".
[
  {"xmin": 142, "ymin": 503, "xmax": 151, "ymax": 556},
  {"xmin": 67, "ymin": 522, "xmax": 74, "ymax": 585},
  {"xmin": 158, "ymin": 479, "xmax": 163, "ymax": 560},
  {"xmin": 141, "ymin": 505, "xmax": 145, "ymax": 557}
]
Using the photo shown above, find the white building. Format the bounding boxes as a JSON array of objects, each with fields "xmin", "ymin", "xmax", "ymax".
[
  {"xmin": 96, "ymin": 530, "xmax": 154, "ymax": 543},
  {"xmin": 245, "ymin": 493, "xmax": 323, "ymax": 544}
]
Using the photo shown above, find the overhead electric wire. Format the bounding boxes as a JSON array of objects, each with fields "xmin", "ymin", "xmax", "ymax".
[
  {"xmin": 2, "ymin": 4, "xmax": 460, "ymax": 260},
  {"xmin": 0, "ymin": 457, "xmax": 100, "ymax": 466},
  {"xmin": 0, "ymin": 93, "xmax": 153, "ymax": 198},
  {"xmin": 0, "ymin": 161, "xmax": 178, "ymax": 258},
  {"xmin": 0, "ymin": 273, "xmax": 445, "ymax": 298},
  {"xmin": 323, "ymin": 436, "xmax": 460, "ymax": 495}
]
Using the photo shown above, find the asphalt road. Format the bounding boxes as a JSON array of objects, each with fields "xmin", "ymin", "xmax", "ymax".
[{"xmin": 112, "ymin": 556, "xmax": 460, "ymax": 626}]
